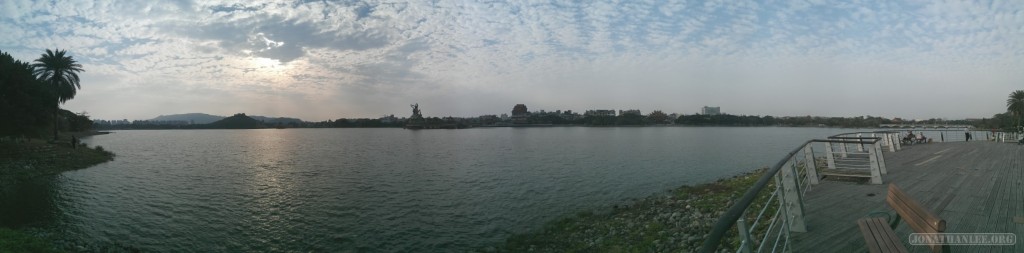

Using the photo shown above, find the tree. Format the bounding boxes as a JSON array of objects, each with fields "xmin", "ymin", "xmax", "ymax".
[
  {"xmin": 1007, "ymin": 90, "xmax": 1024, "ymax": 132},
  {"xmin": 0, "ymin": 51, "xmax": 54, "ymax": 137},
  {"xmin": 978, "ymin": 113, "xmax": 1015, "ymax": 131},
  {"xmin": 647, "ymin": 110, "xmax": 669, "ymax": 124},
  {"xmin": 32, "ymin": 49, "xmax": 84, "ymax": 140},
  {"xmin": 616, "ymin": 113, "xmax": 643, "ymax": 125},
  {"xmin": 64, "ymin": 111, "xmax": 93, "ymax": 132}
]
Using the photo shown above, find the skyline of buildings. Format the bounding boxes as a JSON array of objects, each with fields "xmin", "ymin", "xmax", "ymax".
[
  {"xmin": 702, "ymin": 106, "xmax": 722, "ymax": 116},
  {"xmin": 94, "ymin": 104, "xmax": 982, "ymax": 127}
]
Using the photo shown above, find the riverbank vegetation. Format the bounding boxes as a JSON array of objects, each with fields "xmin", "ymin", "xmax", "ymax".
[
  {"xmin": 0, "ymin": 49, "xmax": 107, "ymax": 180},
  {"xmin": 1, "ymin": 49, "xmax": 115, "ymax": 251},
  {"xmin": 1006, "ymin": 90, "xmax": 1024, "ymax": 132},
  {"xmin": 0, "ymin": 135, "xmax": 114, "ymax": 253},
  {"xmin": 671, "ymin": 90, "xmax": 1021, "ymax": 130},
  {"xmin": 96, "ymin": 94, "xmax": 1024, "ymax": 129},
  {"xmin": 491, "ymin": 169, "xmax": 769, "ymax": 252},
  {"xmin": 0, "ymin": 139, "xmax": 113, "ymax": 186},
  {"xmin": 1, "ymin": 49, "xmax": 92, "ymax": 139},
  {"xmin": 3, "ymin": 227, "xmax": 142, "ymax": 253},
  {"xmin": 90, "ymin": 90, "xmax": 1024, "ymax": 130},
  {"xmin": 0, "ymin": 228, "xmax": 58, "ymax": 253}
]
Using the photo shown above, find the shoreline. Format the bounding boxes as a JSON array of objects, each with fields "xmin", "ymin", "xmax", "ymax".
[
  {"xmin": 0, "ymin": 137, "xmax": 115, "ymax": 195},
  {"xmin": 64, "ymin": 130, "xmax": 112, "ymax": 138},
  {"xmin": 94, "ymin": 125, "xmax": 880, "ymax": 131},
  {"xmin": 0, "ymin": 137, "xmax": 116, "ymax": 252},
  {"xmin": 488, "ymin": 168, "xmax": 767, "ymax": 252}
]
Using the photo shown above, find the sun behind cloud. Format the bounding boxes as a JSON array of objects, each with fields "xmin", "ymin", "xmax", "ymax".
[
  {"xmin": 3, "ymin": 0, "xmax": 1023, "ymax": 120},
  {"xmin": 238, "ymin": 56, "xmax": 291, "ymax": 79}
]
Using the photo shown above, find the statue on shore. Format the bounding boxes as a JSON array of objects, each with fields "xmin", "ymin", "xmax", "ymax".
[
  {"xmin": 410, "ymin": 103, "xmax": 423, "ymax": 119},
  {"xmin": 406, "ymin": 103, "xmax": 426, "ymax": 129}
]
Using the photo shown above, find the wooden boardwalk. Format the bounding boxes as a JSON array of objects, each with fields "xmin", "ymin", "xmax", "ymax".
[{"xmin": 792, "ymin": 141, "xmax": 1024, "ymax": 252}]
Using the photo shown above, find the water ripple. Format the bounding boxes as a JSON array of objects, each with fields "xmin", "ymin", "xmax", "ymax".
[{"xmin": 0, "ymin": 127, "xmax": 856, "ymax": 252}]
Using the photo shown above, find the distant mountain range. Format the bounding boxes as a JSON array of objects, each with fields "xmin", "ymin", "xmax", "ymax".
[
  {"xmin": 207, "ymin": 113, "xmax": 266, "ymax": 129},
  {"xmin": 150, "ymin": 113, "xmax": 224, "ymax": 124},
  {"xmin": 149, "ymin": 113, "xmax": 303, "ymax": 124}
]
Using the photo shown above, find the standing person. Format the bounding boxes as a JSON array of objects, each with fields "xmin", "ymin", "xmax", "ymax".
[{"xmin": 965, "ymin": 131, "xmax": 970, "ymax": 141}]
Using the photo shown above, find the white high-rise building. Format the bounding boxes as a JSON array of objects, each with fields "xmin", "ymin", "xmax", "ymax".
[{"xmin": 702, "ymin": 106, "xmax": 721, "ymax": 115}]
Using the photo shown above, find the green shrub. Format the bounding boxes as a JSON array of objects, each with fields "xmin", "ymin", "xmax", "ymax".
[{"xmin": 0, "ymin": 228, "xmax": 58, "ymax": 253}]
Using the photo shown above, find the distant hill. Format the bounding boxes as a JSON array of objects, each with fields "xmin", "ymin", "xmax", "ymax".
[
  {"xmin": 150, "ymin": 113, "xmax": 303, "ymax": 125},
  {"xmin": 250, "ymin": 116, "xmax": 303, "ymax": 124},
  {"xmin": 150, "ymin": 113, "xmax": 224, "ymax": 124},
  {"xmin": 205, "ymin": 113, "xmax": 265, "ymax": 129}
]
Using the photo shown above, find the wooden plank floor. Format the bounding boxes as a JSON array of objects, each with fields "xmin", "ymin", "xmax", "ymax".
[{"xmin": 792, "ymin": 141, "xmax": 1024, "ymax": 252}]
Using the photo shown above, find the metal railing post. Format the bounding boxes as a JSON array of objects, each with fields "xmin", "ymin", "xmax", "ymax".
[
  {"xmin": 736, "ymin": 217, "xmax": 754, "ymax": 253},
  {"xmin": 803, "ymin": 145, "xmax": 819, "ymax": 185},
  {"xmin": 884, "ymin": 133, "xmax": 890, "ymax": 148},
  {"xmin": 779, "ymin": 159, "xmax": 807, "ymax": 232},
  {"xmin": 701, "ymin": 137, "xmax": 893, "ymax": 253},
  {"xmin": 894, "ymin": 133, "xmax": 902, "ymax": 150},
  {"xmin": 839, "ymin": 140, "xmax": 848, "ymax": 158},
  {"xmin": 887, "ymin": 133, "xmax": 896, "ymax": 152},
  {"xmin": 874, "ymin": 141, "xmax": 887, "ymax": 175},
  {"xmin": 774, "ymin": 174, "xmax": 790, "ymax": 237},
  {"xmin": 867, "ymin": 145, "xmax": 882, "ymax": 184},
  {"xmin": 857, "ymin": 133, "xmax": 864, "ymax": 152},
  {"xmin": 824, "ymin": 142, "xmax": 836, "ymax": 169},
  {"xmin": 871, "ymin": 133, "xmax": 879, "ymax": 148}
]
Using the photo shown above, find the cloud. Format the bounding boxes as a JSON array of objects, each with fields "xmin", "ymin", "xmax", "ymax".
[{"xmin": 4, "ymin": 0, "xmax": 1024, "ymax": 120}]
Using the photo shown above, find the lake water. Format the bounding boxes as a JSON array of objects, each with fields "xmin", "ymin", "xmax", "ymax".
[{"xmin": 0, "ymin": 127, "xmax": 855, "ymax": 252}]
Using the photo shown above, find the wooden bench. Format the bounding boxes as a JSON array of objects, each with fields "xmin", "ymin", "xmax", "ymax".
[{"xmin": 857, "ymin": 183, "xmax": 949, "ymax": 253}]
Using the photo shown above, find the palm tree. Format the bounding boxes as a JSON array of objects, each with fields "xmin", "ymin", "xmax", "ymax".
[
  {"xmin": 32, "ymin": 49, "xmax": 84, "ymax": 140},
  {"xmin": 1008, "ymin": 90, "xmax": 1024, "ymax": 132}
]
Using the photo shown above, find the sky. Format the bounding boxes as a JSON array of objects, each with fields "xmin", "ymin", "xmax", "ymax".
[{"xmin": 3, "ymin": 0, "xmax": 1023, "ymax": 121}]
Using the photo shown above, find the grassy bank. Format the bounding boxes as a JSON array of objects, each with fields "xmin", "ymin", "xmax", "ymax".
[
  {"xmin": 1, "ymin": 227, "xmax": 141, "ymax": 253},
  {"xmin": 0, "ymin": 138, "xmax": 115, "ymax": 252},
  {"xmin": 0, "ymin": 138, "xmax": 114, "ymax": 187},
  {"xmin": 491, "ymin": 169, "xmax": 769, "ymax": 252},
  {"xmin": 0, "ymin": 228, "xmax": 59, "ymax": 253}
]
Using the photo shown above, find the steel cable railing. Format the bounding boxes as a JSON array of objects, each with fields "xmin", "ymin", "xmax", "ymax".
[{"xmin": 700, "ymin": 136, "xmax": 881, "ymax": 253}]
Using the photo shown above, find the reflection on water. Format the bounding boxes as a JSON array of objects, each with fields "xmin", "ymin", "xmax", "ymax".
[{"xmin": 0, "ymin": 127, "xmax": 853, "ymax": 252}]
